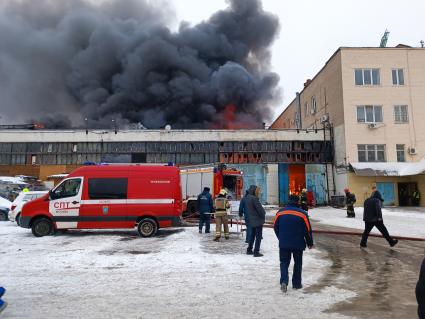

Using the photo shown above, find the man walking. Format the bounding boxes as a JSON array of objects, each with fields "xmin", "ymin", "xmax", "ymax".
[
  {"xmin": 344, "ymin": 188, "xmax": 356, "ymax": 218},
  {"xmin": 238, "ymin": 190, "xmax": 252, "ymax": 243},
  {"xmin": 214, "ymin": 189, "xmax": 230, "ymax": 241},
  {"xmin": 371, "ymin": 185, "xmax": 384, "ymax": 206},
  {"xmin": 245, "ymin": 185, "xmax": 266, "ymax": 257},
  {"xmin": 274, "ymin": 195, "xmax": 313, "ymax": 292},
  {"xmin": 197, "ymin": 187, "xmax": 214, "ymax": 234},
  {"xmin": 360, "ymin": 192, "xmax": 398, "ymax": 248}
]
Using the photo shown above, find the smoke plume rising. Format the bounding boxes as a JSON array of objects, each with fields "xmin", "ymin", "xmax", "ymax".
[{"xmin": 0, "ymin": 0, "xmax": 280, "ymax": 129}]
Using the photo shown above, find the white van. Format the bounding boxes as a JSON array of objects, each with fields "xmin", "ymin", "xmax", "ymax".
[{"xmin": 9, "ymin": 191, "xmax": 48, "ymax": 225}]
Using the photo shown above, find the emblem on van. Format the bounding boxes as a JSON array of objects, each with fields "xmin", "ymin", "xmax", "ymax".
[{"xmin": 102, "ymin": 206, "xmax": 109, "ymax": 214}]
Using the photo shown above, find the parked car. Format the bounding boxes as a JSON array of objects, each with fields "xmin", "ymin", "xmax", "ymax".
[
  {"xmin": 8, "ymin": 191, "xmax": 48, "ymax": 225},
  {"xmin": 20, "ymin": 165, "xmax": 182, "ymax": 237},
  {"xmin": 0, "ymin": 196, "xmax": 12, "ymax": 221}
]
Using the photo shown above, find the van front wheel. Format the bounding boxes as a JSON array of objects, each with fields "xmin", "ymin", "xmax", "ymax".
[
  {"xmin": 32, "ymin": 218, "xmax": 53, "ymax": 237},
  {"xmin": 137, "ymin": 218, "xmax": 158, "ymax": 237}
]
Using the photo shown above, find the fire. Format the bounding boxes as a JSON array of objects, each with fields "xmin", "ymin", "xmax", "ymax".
[
  {"xmin": 210, "ymin": 103, "xmax": 248, "ymax": 130},
  {"xmin": 223, "ymin": 104, "xmax": 237, "ymax": 129}
]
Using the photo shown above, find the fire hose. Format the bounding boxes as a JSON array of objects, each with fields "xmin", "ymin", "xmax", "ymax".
[{"xmin": 183, "ymin": 217, "xmax": 425, "ymax": 242}]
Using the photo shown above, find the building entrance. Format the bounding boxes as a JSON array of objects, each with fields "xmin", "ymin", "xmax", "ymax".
[{"xmin": 397, "ymin": 182, "xmax": 417, "ymax": 206}]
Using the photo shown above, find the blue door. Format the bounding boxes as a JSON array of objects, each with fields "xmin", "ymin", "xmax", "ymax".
[
  {"xmin": 376, "ymin": 182, "xmax": 395, "ymax": 206},
  {"xmin": 305, "ymin": 164, "xmax": 327, "ymax": 205},
  {"xmin": 228, "ymin": 164, "xmax": 268, "ymax": 203},
  {"xmin": 278, "ymin": 164, "xmax": 289, "ymax": 206}
]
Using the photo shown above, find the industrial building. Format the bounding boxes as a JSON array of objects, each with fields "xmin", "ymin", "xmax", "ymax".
[
  {"xmin": 0, "ymin": 129, "xmax": 333, "ymax": 205},
  {"xmin": 271, "ymin": 45, "xmax": 425, "ymax": 206}
]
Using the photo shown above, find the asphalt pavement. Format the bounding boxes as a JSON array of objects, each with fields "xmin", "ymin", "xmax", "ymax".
[{"xmin": 307, "ymin": 222, "xmax": 423, "ymax": 319}]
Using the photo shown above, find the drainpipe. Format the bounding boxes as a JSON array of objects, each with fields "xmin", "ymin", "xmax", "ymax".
[{"xmin": 296, "ymin": 92, "xmax": 302, "ymax": 129}]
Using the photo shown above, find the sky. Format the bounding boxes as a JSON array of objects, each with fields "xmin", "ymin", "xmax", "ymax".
[{"xmin": 172, "ymin": 0, "xmax": 425, "ymax": 122}]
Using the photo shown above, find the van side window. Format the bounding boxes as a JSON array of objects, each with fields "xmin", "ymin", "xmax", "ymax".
[
  {"xmin": 88, "ymin": 178, "xmax": 128, "ymax": 200},
  {"xmin": 52, "ymin": 179, "xmax": 81, "ymax": 200}
]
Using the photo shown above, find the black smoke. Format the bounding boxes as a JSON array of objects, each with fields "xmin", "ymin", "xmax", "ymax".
[{"xmin": 0, "ymin": 0, "xmax": 280, "ymax": 129}]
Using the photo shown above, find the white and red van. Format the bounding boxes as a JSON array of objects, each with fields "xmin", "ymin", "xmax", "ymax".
[{"xmin": 20, "ymin": 165, "xmax": 182, "ymax": 237}]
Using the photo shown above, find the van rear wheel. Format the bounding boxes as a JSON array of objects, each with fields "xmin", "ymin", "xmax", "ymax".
[
  {"xmin": 32, "ymin": 218, "xmax": 53, "ymax": 237},
  {"xmin": 137, "ymin": 218, "xmax": 158, "ymax": 237},
  {"xmin": 16, "ymin": 213, "xmax": 21, "ymax": 226}
]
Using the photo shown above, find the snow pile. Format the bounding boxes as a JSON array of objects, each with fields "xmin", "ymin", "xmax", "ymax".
[
  {"xmin": 311, "ymin": 206, "xmax": 425, "ymax": 239},
  {"xmin": 0, "ymin": 223, "xmax": 354, "ymax": 319}
]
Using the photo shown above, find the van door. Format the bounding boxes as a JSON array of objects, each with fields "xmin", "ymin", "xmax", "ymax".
[{"xmin": 49, "ymin": 177, "xmax": 83, "ymax": 229}]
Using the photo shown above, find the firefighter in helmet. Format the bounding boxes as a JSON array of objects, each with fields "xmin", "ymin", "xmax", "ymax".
[
  {"xmin": 214, "ymin": 189, "xmax": 231, "ymax": 241},
  {"xmin": 300, "ymin": 188, "xmax": 308, "ymax": 212},
  {"xmin": 344, "ymin": 188, "xmax": 356, "ymax": 218}
]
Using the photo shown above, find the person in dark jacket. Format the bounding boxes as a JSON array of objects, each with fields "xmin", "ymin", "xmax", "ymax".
[
  {"xmin": 245, "ymin": 185, "xmax": 266, "ymax": 257},
  {"xmin": 238, "ymin": 190, "xmax": 252, "ymax": 243},
  {"xmin": 274, "ymin": 195, "xmax": 313, "ymax": 292},
  {"xmin": 197, "ymin": 187, "xmax": 214, "ymax": 234},
  {"xmin": 344, "ymin": 188, "xmax": 356, "ymax": 218},
  {"xmin": 371, "ymin": 185, "xmax": 384, "ymax": 206},
  {"xmin": 417, "ymin": 258, "xmax": 425, "ymax": 319},
  {"xmin": 360, "ymin": 192, "xmax": 398, "ymax": 248}
]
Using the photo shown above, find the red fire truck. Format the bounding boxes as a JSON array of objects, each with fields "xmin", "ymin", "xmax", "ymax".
[
  {"xmin": 20, "ymin": 165, "xmax": 182, "ymax": 237},
  {"xmin": 180, "ymin": 164, "xmax": 243, "ymax": 216}
]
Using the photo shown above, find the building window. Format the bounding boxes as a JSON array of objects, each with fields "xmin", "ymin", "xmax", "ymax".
[
  {"xmin": 355, "ymin": 68, "xmax": 380, "ymax": 85},
  {"xmin": 392, "ymin": 69, "xmax": 405, "ymax": 85},
  {"xmin": 47, "ymin": 143, "xmax": 53, "ymax": 153},
  {"xmin": 358, "ymin": 144, "xmax": 386, "ymax": 162},
  {"xmin": 356, "ymin": 105, "xmax": 383, "ymax": 123},
  {"xmin": 311, "ymin": 96, "xmax": 317, "ymax": 114},
  {"xmin": 394, "ymin": 105, "xmax": 408, "ymax": 123},
  {"xmin": 396, "ymin": 144, "xmax": 405, "ymax": 162}
]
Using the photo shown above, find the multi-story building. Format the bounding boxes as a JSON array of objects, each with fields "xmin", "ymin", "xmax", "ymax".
[{"xmin": 271, "ymin": 45, "xmax": 425, "ymax": 206}]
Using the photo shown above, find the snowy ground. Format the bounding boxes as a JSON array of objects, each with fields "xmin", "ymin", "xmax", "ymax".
[
  {"xmin": 309, "ymin": 206, "xmax": 425, "ymax": 239},
  {"xmin": 0, "ymin": 222, "xmax": 355, "ymax": 319}
]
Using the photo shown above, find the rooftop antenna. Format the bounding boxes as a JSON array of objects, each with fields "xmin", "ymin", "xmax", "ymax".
[
  {"xmin": 420, "ymin": 40, "xmax": 424, "ymax": 48},
  {"xmin": 380, "ymin": 29, "xmax": 390, "ymax": 47}
]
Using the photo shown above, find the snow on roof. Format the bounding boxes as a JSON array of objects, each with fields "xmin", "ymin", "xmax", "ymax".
[
  {"xmin": 350, "ymin": 159, "xmax": 425, "ymax": 176},
  {"xmin": 0, "ymin": 176, "xmax": 27, "ymax": 185},
  {"xmin": 47, "ymin": 174, "xmax": 68, "ymax": 179}
]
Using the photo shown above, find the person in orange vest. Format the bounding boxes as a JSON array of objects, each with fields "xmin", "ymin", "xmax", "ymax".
[{"xmin": 274, "ymin": 195, "xmax": 313, "ymax": 293}]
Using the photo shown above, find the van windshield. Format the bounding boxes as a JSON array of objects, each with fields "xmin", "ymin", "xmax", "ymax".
[{"xmin": 51, "ymin": 179, "xmax": 81, "ymax": 200}]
